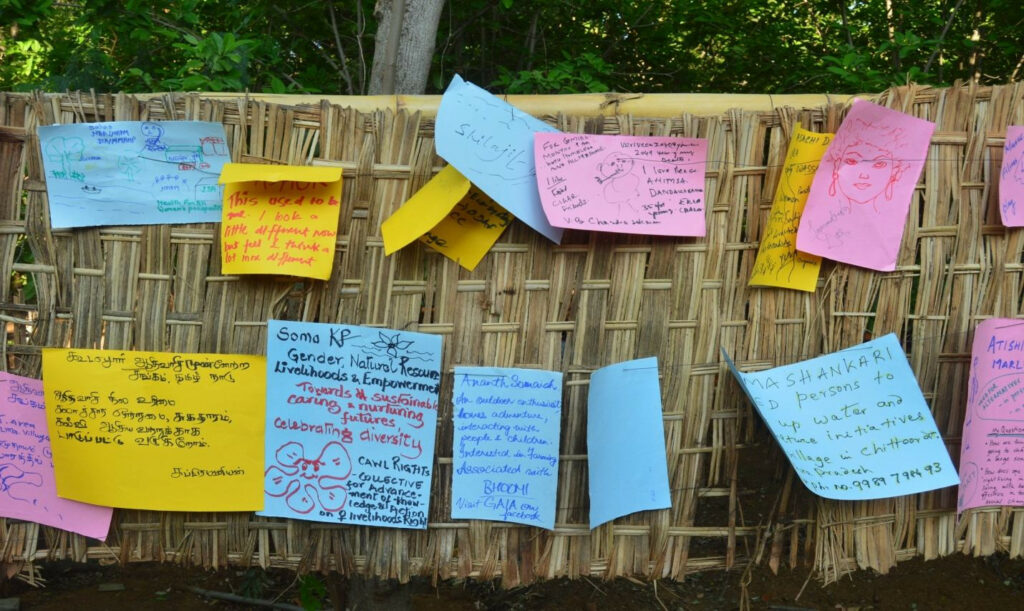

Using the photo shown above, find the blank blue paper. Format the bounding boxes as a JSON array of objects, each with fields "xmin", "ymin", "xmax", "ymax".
[{"xmin": 587, "ymin": 357, "xmax": 671, "ymax": 528}]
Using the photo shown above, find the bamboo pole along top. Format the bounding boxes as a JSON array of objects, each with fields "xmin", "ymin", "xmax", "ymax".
[{"xmin": 126, "ymin": 91, "xmax": 858, "ymax": 117}]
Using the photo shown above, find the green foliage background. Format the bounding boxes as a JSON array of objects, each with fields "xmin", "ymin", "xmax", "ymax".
[{"xmin": 1, "ymin": 0, "xmax": 1022, "ymax": 94}]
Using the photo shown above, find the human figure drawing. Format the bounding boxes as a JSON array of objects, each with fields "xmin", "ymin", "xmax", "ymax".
[
  {"xmin": 140, "ymin": 121, "xmax": 167, "ymax": 152},
  {"xmin": 595, "ymin": 152, "xmax": 640, "ymax": 216}
]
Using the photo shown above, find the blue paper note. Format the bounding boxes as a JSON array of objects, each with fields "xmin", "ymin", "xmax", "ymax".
[
  {"xmin": 435, "ymin": 75, "xmax": 563, "ymax": 244},
  {"xmin": 262, "ymin": 320, "xmax": 442, "ymax": 529},
  {"xmin": 724, "ymin": 334, "xmax": 959, "ymax": 500},
  {"xmin": 38, "ymin": 121, "xmax": 230, "ymax": 228},
  {"xmin": 587, "ymin": 357, "xmax": 671, "ymax": 528},
  {"xmin": 451, "ymin": 367, "xmax": 563, "ymax": 529}
]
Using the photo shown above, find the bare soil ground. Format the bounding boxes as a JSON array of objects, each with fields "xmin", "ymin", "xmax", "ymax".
[{"xmin": 3, "ymin": 552, "xmax": 1024, "ymax": 610}]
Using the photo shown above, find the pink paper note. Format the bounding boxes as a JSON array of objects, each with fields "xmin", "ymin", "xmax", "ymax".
[
  {"xmin": 534, "ymin": 133, "xmax": 707, "ymax": 236},
  {"xmin": 959, "ymin": 319, "xmax": 1024, "ymax": 512},
  {"xmin": 1000, "ymin": 126, "xmax": 1024, "ymax": 226},
  {"xmin": 796, "ymin": 99, "xmax": 935, "ymax": 271},
  {"xmin": 0, "ymin": 372, "xmax": 112, "ymax": 538}
]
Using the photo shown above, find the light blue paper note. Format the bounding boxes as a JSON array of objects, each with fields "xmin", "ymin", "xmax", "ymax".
[
  {"xmin": 451, "ymin": 367, "xmax": 563, "ymax": 529},
  {"xmin": 38, "ymin": 121, "xmax": 230, "ymax": 228},
  {"xmin": 262, "ymin": 320, "xmax": 442, "ymax": 529},
  {"xmin": 435, "ymin": 74, "xmax": 563, "ymax": 244},
  {"xmin": 723, "ymin": 333, "xmax": 959, "ymax": 500},
  {"xmin": 587, "ymin": 357, "xmax": 671, "ymax": 528}
]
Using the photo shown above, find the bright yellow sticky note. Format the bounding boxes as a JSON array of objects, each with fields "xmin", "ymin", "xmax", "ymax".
[
  {"xmin": 381, "ymin": 166, "xmax": 511, "ymax": 270},
  {"xmin": 749, "ymin": 125, "xmax": 833, "ymax": 292},
  {"xmin": 43, "ymin": 349, "xmax": 266, "ymax": 511},
  {"xmin": 219, "ymin": 163, "xmax": 342, "ymax": 280}
]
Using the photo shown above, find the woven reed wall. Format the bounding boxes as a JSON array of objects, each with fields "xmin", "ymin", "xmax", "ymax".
[{"xmin": 0, "ymin": 83, "xmax": 1021, "ymax": 585}]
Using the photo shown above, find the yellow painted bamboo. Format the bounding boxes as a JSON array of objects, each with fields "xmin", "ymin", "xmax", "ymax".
[{"xmin": 120, "ymin": 91, "xmax": 860, "ymax": 117}]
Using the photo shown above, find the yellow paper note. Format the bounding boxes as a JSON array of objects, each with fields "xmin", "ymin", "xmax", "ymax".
[
  {"xmin": 382, "ymin": 165, "xmax": 470, "ymax": 252},
  {"xmin": 43, "ymin": 349, "xmax": 266, "ymax": 511},
  {"xmin": 220, "ymin": 163, "xmax": 342, "ymax": 280},
  {"xmin": 381, "ymin": 166, "xmax": 511, "ymax": 270},
  {"xmin": 749, "ymin": 125, "xmax": 833, "ymax": 291}
]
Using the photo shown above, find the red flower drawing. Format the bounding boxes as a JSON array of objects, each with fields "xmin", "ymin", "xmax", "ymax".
[{"xmin": 264, "ymin": 441, "xmax": 351, "ymax": 514}]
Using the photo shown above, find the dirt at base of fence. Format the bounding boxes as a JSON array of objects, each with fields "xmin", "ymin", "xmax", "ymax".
[{"xmin": 3, "ymin": 553, "xmax": 1024, "ymax": 610}]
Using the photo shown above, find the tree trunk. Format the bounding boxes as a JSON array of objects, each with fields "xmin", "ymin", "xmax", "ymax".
[
  {"xmin": 884, "ymin": 0, "xmax": 898, "ymax": 70},
  {"xmin": 368, "ymin": 0, "xmax": 446, "ymax": 94}
]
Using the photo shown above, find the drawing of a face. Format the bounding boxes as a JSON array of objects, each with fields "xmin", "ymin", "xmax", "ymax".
[
  {"xmin": 832, "ymin": 141, "xmax": 898, "ymax": 205},
  {"xmin": 600, "ymin": 153, "xmax": 634, "ymax": 179},
  {"xmin": 141, "ymin": 122, "xmax": 163, "ymax": 138}
]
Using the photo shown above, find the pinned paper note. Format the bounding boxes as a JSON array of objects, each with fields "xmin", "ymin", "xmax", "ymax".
[
  {"xmin": 958, "ymin": 319, "xmax": 1024, "ymax": 511},
  {"xmin": 263, "ymin": 320, "xmax": 442, "ymax": 528},
  {"xmin": 587, "ymin": 357, "xmax": 671, "ymax": 528},
  {"xmin": 1000, "ymin": 126, "xmax": 1024, "ymax": 226},
  {"xmin": 451, "ymin": 367, "xmax": 562, "ymax": 529},
  {"xmin": 43, "ymin": 349, "xmax": 265, "ymax": 511},
  {"xmin": 535, "ymin": 133, "xmax": 708, "ymax": 236},
  {"xmin": 435, "ymin": 74, "xmax": 563, "ymax": 243},
  {"xmin": 0, "ymin": 372, "xmax": 113, "ymax": 539},
  {"xmin": 725, "ymin": 334, "xmax": 958, "ymax": 500},
  {"xmin": 381, "ymin": 166, "xmax": 512, "ymax": 270},
  {"xmin": 38, "ymin": 121, "xmax": 230, "ymax": 228},
  {"xmin": 750, "ymin": 125, "xmax": 833, "ymax": 291},
  {"xmin": 796, "ymin": 99, "xmax": 935, "ymax": 271},
  {"xmin": 219, "ymin": 163, "xmax": 342, "ymax": 280}
]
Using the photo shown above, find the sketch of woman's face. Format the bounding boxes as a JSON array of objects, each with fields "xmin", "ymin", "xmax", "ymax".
[{"xmin": 834, "ymin": 142, "xmax": 895, "ymax": 205}]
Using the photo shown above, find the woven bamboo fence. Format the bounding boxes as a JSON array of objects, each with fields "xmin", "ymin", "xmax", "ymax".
[{"xmin": 0, "ymin": 82, "xmax": 1022, "ymax": 585}]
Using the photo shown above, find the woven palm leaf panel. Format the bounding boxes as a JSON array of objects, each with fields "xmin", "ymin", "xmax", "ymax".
[{"xmin": 0, "ymin": 83, "xmax": 1021, "ymax": 584}]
